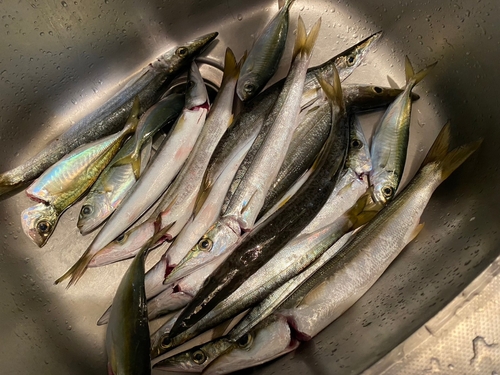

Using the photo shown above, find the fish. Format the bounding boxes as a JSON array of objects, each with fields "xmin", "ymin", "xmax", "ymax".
[
  {"xmin": 139, "ymin": 126, "xmax": 254, "ymax": 305},
  {"xmin": 105, "ymin": 240, "xmax": 152, "ymax": 375},
  {"xmin": 0, "ymin": 32, "xmax": 218, "ymax": 196},
  {"xmin": 220, "ymin": 32, "xmax": 382, "ymax": 216},
  {"xmin": 369, "ymin": 56, "xmax": 437, "ymax": 205},
  {"xmin": 110, "ymin": 92, "xmax": 185, "ymax": 179},
  {"xmin": 152, "ymin": 134, "xmax": 370, "ymax": 355},
  {"xmin": 77, "ymin": 137, "xmax": 153, "ymax": 235},
  {"xmin": 154, "ymin": 315, "xmax": 297, "ymax": 374},
  {"xmin": 168, "ymin": 64, "xmax": 349, "ymax": 339},
  {"xmin": 21, "ymin": 99, "xmax": 140, "ymax": 248},
  {"xmin": 187, "ymin": 125, "xmax": 480, "ymax": 374},
  {"xmin": 278, "ymin": 122, "xmax": 481, "ymax": 341},
  {"xmin": 89, "ymin": 48, "xmax": 240, "ymax": 268},
  {"xmin": 165, "ymin": 16, "xmax": 322, "ymax": 290},
  {"xmin": 259, "ymin": 101, "xmax": 332, "ymax": 215},
  {"xmin": 55, "ymin": 61, "xmax": 210, "ymax": 287},
  {"xmin": 236, "ymin": 0, "xmax": 296, "ymax": 101}
]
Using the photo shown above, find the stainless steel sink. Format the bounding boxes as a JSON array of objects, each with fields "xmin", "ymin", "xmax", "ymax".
[{"xmin": 0, "ymin": 0, "xmax": 498, "ymax": 374}]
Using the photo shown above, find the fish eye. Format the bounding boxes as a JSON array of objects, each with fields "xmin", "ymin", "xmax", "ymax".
[
  {"xmin": 160, "ymin": 336, "xmax": 172, "ymax": 349},
  {"xmin": 115, "ymin": 232, "xmax": 127, "ymax": 243},
  {"xmin": 197, "ymin": 238, "xmax": 213, "ymax": 251},
  {"xmin": 373, "ymin": 86, "xmax": 383, "ymax": 94},
  {"xmin": 350, "ymin": 138, "xmax": 363, "ymax": 149},
  {"xmin": 347, "ymin": 54, "xmax": 356, "ymax": 66},
  {"xmin": 37, "ymin": 220, "xmax": 51, "ymax": 234},
  {"xmin": 382, "ymin": 185, "xmax": 394, "ymax": 198},
  {"xmin": 243, "ymin": 82, "xmax": 255, "ymax": 93},
  {"xmin": 81, "ymin": 205, "xmax": 93, "ymax": 216},
  {"xmin": 237, "ymin": 333, "xmax": 253, "ymax": 349},
  {"xmin": 191, "ymin": 349, "xmax": 207, "ymax": 365},
  {"xmin": 176, "ymin": 47, "xmax": 189, "ymax": 57}
]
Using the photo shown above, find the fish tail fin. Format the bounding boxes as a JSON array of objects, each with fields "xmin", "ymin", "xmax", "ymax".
[
  {"xmin": 278, "ymin": 0, "xmax": 296, "ymax": 11},
  {"xmin": 97, "ymin": 305, "xmax": 112, "ymax": 326},
  {"xmin": 123, "ymin": 96, "xmax": 141, "ymax": 134},
  {"xmin": 423, "ymin": 121, "xmax": 482, "ymax": 181},
  {"xmin": 110, "ymin": 151, "xmax": 142, "ymax": 179},
  {"xmin": 318, "ymin": 65, "xmax": 345, "ymax": 112},
  {"xmin": 0, "ymin": 174, "xmax": 19, "ymax": 196},
  {"xmin": 54, "ymin": 250, "xmax": 93, "ymax": 287},
  {"xmin": 220, "ymin": 48, "xmax": 240, "ymax": 86},
  {"xmin": 405, "ymin": 56, "xmax": 438, "ymax": 88},
  {"xmin": 293, "ymin": 16, "xmax": 321, "ymax": 59},
  {"xmin": 346, "ymin": 188, "xmax": 384, "ymax": 230}
]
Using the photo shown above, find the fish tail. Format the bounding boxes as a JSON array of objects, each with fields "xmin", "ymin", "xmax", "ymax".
[
  {"xmin": 220, "ymin": 48, "xmax": 240, "ymax": 86},
  {"xmin": 293, "ymin": 16, "xmax": 322, "ymax": 59},
  {"xmin": 123, "ymin": 96, "xmax": 141, "ymax": 134},
  {"xmin": 110, "ymin": 151, "xmax": 141, "ymax": 179},
  {"xmin": 54, "ymin": 250, "xmax": 94, "ymax": 287},
  {"xmin": 405, "ymin": 56, "xmax": 438, "ymax": 88},
  {"xmin": 318, "ymin": 65, "xmax": 344, "ymax": 112},
  {"xmin": 278, "ymin": 0, "xmax": 296, "ymax": 11},
  {"xmin": 346, "ymin": 189, "xmax": 384, "ymax": 229},
  {"xmin": 0, "ymin": 174, "xmax": 19, "ymax": 196},
  {"xmin": 97, "ymin": 305, "xmax": 112, "ymax": 326},
  {"xmin": 423, "ymin": 121, "xmax": 482, "ymax": 181}
]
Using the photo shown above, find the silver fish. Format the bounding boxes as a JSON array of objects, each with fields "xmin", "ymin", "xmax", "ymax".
[
  {"xmin": 166, "ymin": 17, "xmax": 322, "ymax": 289},
  {"xmin": 369, "ymin": 56, "xmax": 437, "ymax": 205},
  {"xmin": 278, "ymin": 123, "xmax": 481, "ymax": 340},
  {"xmin": 236, "ymin": 0, "xmax": 296, "ymax": 101},
  {"xmin": 22, "ymin": 99, "xmax": 140, "ymax": 247},
  {"xmin": 110, "ymin": 92, "xmax": 185, "ymax": 179},
  {"xmin": 89, "ymin": 48, "xmax": 240, "ymax": 268},
  {"xmin": 55, "ymin": 61, "xmax": 210, "ymax": 287},
  {"xmin": 0, "ymin": 32, "xmax": 218, "ymax": 196},
  {"xmin": 77, "ymin": 137, "xmax": 152, "ymax": 235}
]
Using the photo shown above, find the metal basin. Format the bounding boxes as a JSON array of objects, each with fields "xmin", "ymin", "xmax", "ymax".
[{"xmin": 0, "ymin": 0, "xmax": 498, "ymax": 374}]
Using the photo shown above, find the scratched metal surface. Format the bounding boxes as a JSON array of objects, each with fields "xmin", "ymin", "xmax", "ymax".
[{"xmin": 0, "ymin": 0, "xmax": 498, "ymax": 374}]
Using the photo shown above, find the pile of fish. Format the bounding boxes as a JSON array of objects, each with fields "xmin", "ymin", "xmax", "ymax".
[{"xmin": 1, "ymin": 1, "xmax": 482, "ymax": 374}]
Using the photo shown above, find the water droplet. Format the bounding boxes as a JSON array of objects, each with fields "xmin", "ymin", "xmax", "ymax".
[
  {"xmin": 61, "ymin": 0, "xmax": 67, "ymax": 6},
  {"xmin": 237, "ymin": 14, "xmax": 243, "ymax": 21}
]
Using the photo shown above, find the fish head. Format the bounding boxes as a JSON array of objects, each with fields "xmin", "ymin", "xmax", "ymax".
[
  {"xmin": 186, "ymin": 62, "xmax": 210, "ymax": 109},
  {"xmin": 333, "ymin": 31, "xmax": 383, "ymax": 81},
  {"xmin": 370, "ymin": 169, "xmax": 399, "ymax": 205},
  {"xmin": 21, "ymin": 203, "xmax": 59, "ymax": 247},
  {"xmin": 77, "ymin": 195, "xmax": 112, "ymax": 235},
  {"xmin": 204, "ymin": 316, "xmax": 298, "ymax": 375},
  {"xmin": 236, "ymin": 71, "xmax": 262, "ymax": 102},
  {"xmin": 89, "ymin": 220, "xmax": 156, "ymax": 268},
  {"xmin": 163, "ymin": 219, "xmax": 239, "ymax": 285},
  {"xmin": 153, "ymin": 337, "xmax": 234, "ymax": 373},
  {"xmin": 155, "ymin": 32, "xmax": 219, "ymax": 76},
  {"xmin": 346, "ymin": 113, "xmax": 372, "ymax": 177},
  {"xmin": 344, "ymin": 84, "xmax": 419, "ymax": 112}
]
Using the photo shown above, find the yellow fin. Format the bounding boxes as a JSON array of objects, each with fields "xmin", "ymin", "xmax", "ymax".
[
  {"xmin": 408, "ymin": 223, "xmax": 425, "ymax": 243},
  {"xmin": 422, "ymin": 121, "xmax": 482, "ymax": 181},
  {"xmin": 405, "ymin": 55, "xmax": 438, "ymax": 88},
  {"xmin": 220, "ymin": 48, "xmax": 240, "ymax": 85},
  {"xmin": 318, "ymin": 65, "xmax": 344, "ymax": 112},
  {"xmin": 293, "ymin": 16, "xmax": 321, "ymax": 59},
  {"xmin": 278, "ymin": 0, "xmax": 295, "ymax": 10}
]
